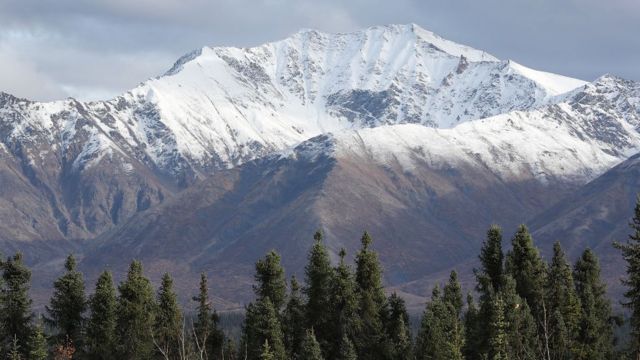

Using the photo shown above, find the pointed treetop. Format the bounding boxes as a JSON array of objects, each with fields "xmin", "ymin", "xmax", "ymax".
[
  {"xmin": 339, "ymin": 248, "xmax": 347, "ymax": 261},
  {"xmin": 361, "ymin": 231, "xmax": 372, "ymax": 249},
  {"xmin": 313, "ymin": 230, "xmax": 323, "ymax": 242},
  {"xmin": 64, "ymin": 254, "xmax": 77, "ymax": 272}
]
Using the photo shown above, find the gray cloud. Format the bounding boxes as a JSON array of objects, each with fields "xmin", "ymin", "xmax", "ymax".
[{"xmin": 0, "ymin": 0, "xmax": 638, "ymax": 101}]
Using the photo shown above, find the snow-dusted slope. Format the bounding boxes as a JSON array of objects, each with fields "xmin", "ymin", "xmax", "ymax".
[{"xmin": 0, "ymin": 24, "xmax": 589, "ymax": 184}]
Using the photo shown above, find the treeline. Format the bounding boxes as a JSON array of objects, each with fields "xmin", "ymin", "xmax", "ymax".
[{"xmin": 5, "ymin": 199, "xmax": 640, "ymax": 359}]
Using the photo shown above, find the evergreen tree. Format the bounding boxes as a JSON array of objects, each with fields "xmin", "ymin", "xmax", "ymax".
[
  {"xmin": 0, "ymin": 253, "xmax": 33, "ymax": 357},
  {"xmin": 86, "ymin": 271, "xmax": 117, "ymax": 360},
  {"xmin": 546, "ymin": 242, "xmax": 581, "ymax": 360},
  {"xmin": 116, "ymin": 260, "xmax": 156, "ymax": 360},
  {"xmin": 304, "ymin": 231, "xmax": 334, "ymax": 354},
  {"xmin": 354, "ymin": 232, "xmax": 387, "ymax": 359},
  {"xmin": 442, "ymin": 272, "xmax": 465, "ymax": 359},
  {"xmin": 574, "ymin": 249, "xmax": 616, "ymax": 360},
  {"xmin": 28, "ymin": 322, "xmax": 48, "ymax": 360},
  {"xmin": 8, "ymin": 336, "xmax": 21, "ymax": 360},
  {"xmin": 385, "ymin": 293, "xmax": 412, "ymax": 359},
  {"xmin": 283, "ymin": 276, "xmax": 306, "ymax": 359},
  {"xmin": 242, "ymin": 298, "xmax": 286, "ymax": 360},
  {"xmin": 327, "ymin": 248, "xmax": 359, "ymax": 359},
  {"xmin": 223, "ymin": 338, "xmax": 238, "ymax": 360},
  {"xmin": 337, "ymin": 334, "xmax": 357, "ymax": 360},
  {"xmin": 45, "ymin": 254, "xmax": 86, "ymax": 347},
  {"xmin": 501, "ymin": 275, "xmax": 538, "ymax": 360},
  {"xmin": 192, "ymin": 273, "xmax": 224, "ymax": 359},
  {"xmin": 614, "ymin": 195, "xmax": 640, "ymax": 360},
  {"xmin": 254, "ymin": 251, "xmax": 287, "ymax": 311},
  {"xmin": 487, "ymin": 295, "xmax": 508, "ymax": 360},
  {"xmin": 463, "ymin": 293, "xmax": 480, "ymax": 359},
  {"xmin": 154, "ymin": 273, "xmax": 183, "ymax": 359},
  {"xmin": 299, "ymin": 329, "xmax": 324, "ymax": 360},
  {"xmin": 505, "ymin": 225, "xmax": 547, "ymax": 317},
  {"xmin": 260, "ymin": 340, "xmax": 275, "ymax": 360},
  {"xmin": 415, "ymin": 286, "xmax": 463, "ymax": 360}
]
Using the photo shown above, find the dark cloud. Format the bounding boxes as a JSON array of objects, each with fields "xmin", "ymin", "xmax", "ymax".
[{"xmin": 0, "ymin": 0, "xmax": 638, "ymax": 101}]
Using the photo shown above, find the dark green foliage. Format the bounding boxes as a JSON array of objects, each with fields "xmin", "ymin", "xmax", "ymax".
[
  {"xmin": 327, "ymin": 248, "xmax": 359, "ymax": 359},
  {"xmin": 0, "ymin": 253, "xmax": 33, "ymax": 357},
  {"xmin": 299, "ymin": 329, "xmax": 323, "ymax": 360},
  {"xmin": 28, "ymin": 322, "xmax": 48, "ymax": 360},
  {"xmin": 86, "ymin": 271, "xmax": 117, "ymax": 360},
  {"xmin": 546, "ymin": 242, "xmax": 581, "ymax": 360},
  {"xmin": 615, "ymin": 195, "xmax": 640, "ymax": 359},
  {"xmin": 478, "ymin": 225, "xmax": 505, "ymax": 294},
  {"xmin": 487, "ymin": 295, "xmax": 508, "ymax": 360},
  {"xmin": 283, "ymin": 276, "xmax": 306, "ymax": 359},
  {"xmin": 501, "ymin": 275, "xmax": 538, "ymax": 360},
  {"xmin": 243, "ymin": 298, "xmax": 286, "ymax": 360},
  {"xmin": 463, "ymin": 293, "xmax": 481, "ymax": 360},
  {"xmin": 574, "ymin": 249, "xmax": 616, "ymax": 359},
  {"xmin": 354, "ymin": 232, "xmax": 387, "ymax": 359},
  {"xmin": 116, "ymin": 260, "xmax": 156, "ymax": 360},
  {"xmin": 415, "ymin": 286, "xmax": 463, "ymax": 360},
  {"xmin": 337, "ymin": 334, "xmax": 357, "ymax": 360},
  {"xmin": 8, "ymin": 336, "xmax": 21, "ymax": 360},
  {"xmin": 254, "ymin": 251, "xmax": 287, "ymax": 311},
  {"xmin": 192, "ymin": 273, "xmax": 224, "ymax": 358},
  {"xmin": 260, "ymin": 340, "xmax": 275, "ymax": 360},
  {"xmin": 45, "ymin": 254, "xmax": 86, "ymax": 347},
  {"xmin": 154, "ymin": 273, "xmax": 182, "ymax": 359},
  {"xmin": 505, "ymin": 225, "xmax": 547, "ymax": 317},
  {"xmin": 304, "ymin": 231, "xmax": 334, "ymax": 354},
  {"xmin": 385, "ymin": 293, "xmax": 412, "ymax": 359},
  {"xmin": 223, "ymin": 338, "xmax": 238, "ymax": 360}
]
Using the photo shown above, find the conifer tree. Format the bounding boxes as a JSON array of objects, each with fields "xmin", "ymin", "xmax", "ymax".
[
  {"xmin": 299, "ymin": 329, "xmax": 324, "ymax": 360},
  {"xmin": 45, "ymin": 254, "xmax": 86, "ymax": 347},
  {"xmin": 487, "ymin": 295, "xmax": 508, "ymax": 360},
  {"xmin": 0, "ymin": 253, "xmax": 33, "ymax": 357},
  {"xmin": 192, "ymin": 273, "xmax": 224, "ymax": 359},
  {"xmin": 574, "ymin": 249, "xmax": 616, "ymax": 359},
  {"xmin": 385, "ymin": 293, "xmax": 412, "ymax": 359},
  {"xmin": 415, "ymin": 286, "xmax": 463, "ymax": 360},
  {"xmin": 242, "ymin": 298, "xmax": 286, "ymax": 360},
  {"xmin": 28, "ymin": 322, "xmax": 48, "ymax": 360},
  {"xmin": 116, "ymin": 260, "xmax": 156, "ymax": 359},
  {"xmin": 614, "ymin": 195, "xmax": 640, "ymax": 360},
  {"xmin": 86, "ymin": 271, "xmax": 117, "ymax": 360},
  {"xmin": 8, "ymin": 336, "xmax": 21, "ymax": 360},
  {"xmin": 501, "ymin": 275, "xmax": 538, "ymax": 360},
  {"xmin": 153, "ymin": 273, "xmax": 183, "ymax": 359},
  {"xmin": 327, "ymin": 248, "xmax": 359, "ymax": 359},
  {"xmin": 254, "ymin": 251, "xmax": 287, "ymax": 311},
  {"xmin": 354, "ymin": 232, "xmax": 387, "ymax": 359},
  {"xmin": 505, "ymin": 225, "xmax": 547, "ymax": 317},
  {"xmin": 546, "ymin": 242, "xmax": 581, "ymax": 360},
  {"xmin": 283, "ymin": 276, "xmax": 306, "ymax": 359},
  {"xmin": 337, "ymin": 334, "xmax": 357, "ymax": 360},
  {"xmin": 442, "ymin": 271, "xmax": 465, "ymax": 359},
  {"xmin": 304, "ymin": 231, "xmax": 333, "ymax": 353},
  {"xmin": 463, "ymin": 293, "xmax": 481, "ymax": 360},
  {"xmin": 260, "ymin": 340, "xmax": 275, "ymax": 360}
]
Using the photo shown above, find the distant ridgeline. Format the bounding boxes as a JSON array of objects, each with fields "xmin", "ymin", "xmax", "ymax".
[{"xmin": 6, "ymin": 197, "xmax": 640, "ymax": 360}]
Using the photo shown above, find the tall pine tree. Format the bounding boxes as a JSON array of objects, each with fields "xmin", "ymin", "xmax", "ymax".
[
  {"xmin": 86, "ymin": 271, "xmax": 117, "ymax": 360},
  {"xmin": 153, "ymin": 273, "xmax": 183, "ymax": 359},
  {"xmin": 354, "ymin": 232, "xmax": 387, "ymax": 359},
  {"xmin": 299, "ymin": 329, "xmax": 324, "ymax": 360},
  {"xmin": 28, "ymin": 321, "xmax": 48, "ymax": 360},
  {"xmin": 45, "ymin": 254, "xmax": 86, "ymax": 348},
  {"xmin": 254, "ymin": 251, "xmax": 287, "ymax": 311},
  {"xmin": 327, "ymin": 248, "xmax": 359, "ymax": 359},
  {"xmin": 283, "ymin": 276, "xmax": 306, "ymax": 359},
  {"xmin": 574, "ymin": 249, "xmax": 616, "ymax": 360},
  {"xmin": 385, "ymin": 293, "xmax": 412, "ymax": 359},
  {"xmin": 192, "ymin": 273, "xmax": 224, "ymax": 359},
  {"xmin": 116, "ymin": 260, "xmax": 156, "ymax": 359},
  {"xmin": 615, "ymin": 195, "xmax": 640, "ymax": 360},
  {"xmin": 242, "ymin": 298, "xmax": 286, "ymax": 360},
  {"xmin": 0, "ymin": 253, "xmax": 33, "ymax": 357},
  {"xmin": 304, "ymin": 231, "xmax": 333, "ymax": 355}
]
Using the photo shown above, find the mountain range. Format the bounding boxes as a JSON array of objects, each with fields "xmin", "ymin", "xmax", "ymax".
[{"xmin": 1, "ymin": 24, "xmax": 639, "ymax": 309}]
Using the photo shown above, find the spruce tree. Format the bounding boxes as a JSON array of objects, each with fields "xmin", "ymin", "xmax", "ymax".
[
  {"xmin": 28, "ymin": 322, "xmax": 48, "ymax": 360},
  {"xmin": 463, "ymin": 293, "xmax": 480, "ymax": 360},
  {"xmin": 501, "ymin": 275, "xmax": 538, "ymax": 360},
  {"xmin": 283, "ymin": 276, "xmax": 306, "ymax": 359},
  {"xmin": 574, "ymin": 249, "xmax": 616, "ymax": 359},
  {"xmin": 0, "ymin": 253, "xmax": 33, "ymax": 357},
  {"xmin": 415, "ymin": 286, "xmax": 463, "ymax": 360},
  {"xmin": 487, "ymin": 295, "xmax": 508, "ymax": 360},
  {"xmin": 337, "ymin": 334, "xmax": 357, "ymax": 360},
  {"xmin": 546, "ymin": 242, "xmax": 581, "ymax": 360},
  {"xmin": 254, "ymin": 251, "xmax": 287, "ymax": 311},
  {"xmin": 354, "ymin": 232, "xmax": 387, "ymax": 359},
  {"xmin": 442, "ymin": 272, "xmax": 465, "ymax": 359},
  {"xmin": 242, "ymin": 297, "xmax": 286, "ymax": 360},
  {"xmin": 299, "ymin": 329, "xmax": 324, "ymax": 360},
  {"xmin": 192, "ymin": 273, "xmax": 224, "ymax": 358},
  {"xmin": 327, "ymin": 248, "xmax": 359, "ymax": 359},
  {"xmin": 86, "ymin": 271, "xmax": 117, "ymax": 360},
  {"xmin": 154, "ymin": 273, "xmax": 183, "ymax": 359},
  {"xmin": 304, "ymin": 231, "xmax": 333, "ymax": 354},
  {"xmin": 45, "ymin": 254, "xmax": 86, "ymax": 347},
  {"xmin": 8, "ymin": 336, "xmax": 21, "ymax": 360},
  {"xmin": 116, "ymin": 260, "xmax": 156, "ymax": 359},
  {"xmin": 260, "ymin": 340, "xmax": 275, "ymax": 360},
  {"xmin": 614, "ymin": 195, "xmax": 640, "ymax": 360},
  {"xmin": 385, "ymin": 293, "xmax": 412, "ymax": 359}
]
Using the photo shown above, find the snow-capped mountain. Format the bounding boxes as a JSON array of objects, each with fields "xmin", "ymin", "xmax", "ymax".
[{"xmin": 1, "ymin": 24, "xmax": 640, "ymax": 305}]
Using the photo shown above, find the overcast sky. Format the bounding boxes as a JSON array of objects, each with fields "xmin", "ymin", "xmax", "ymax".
[{"xmin": 0, "ymin": 0, "xmax": 638, "ymax": 102}]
